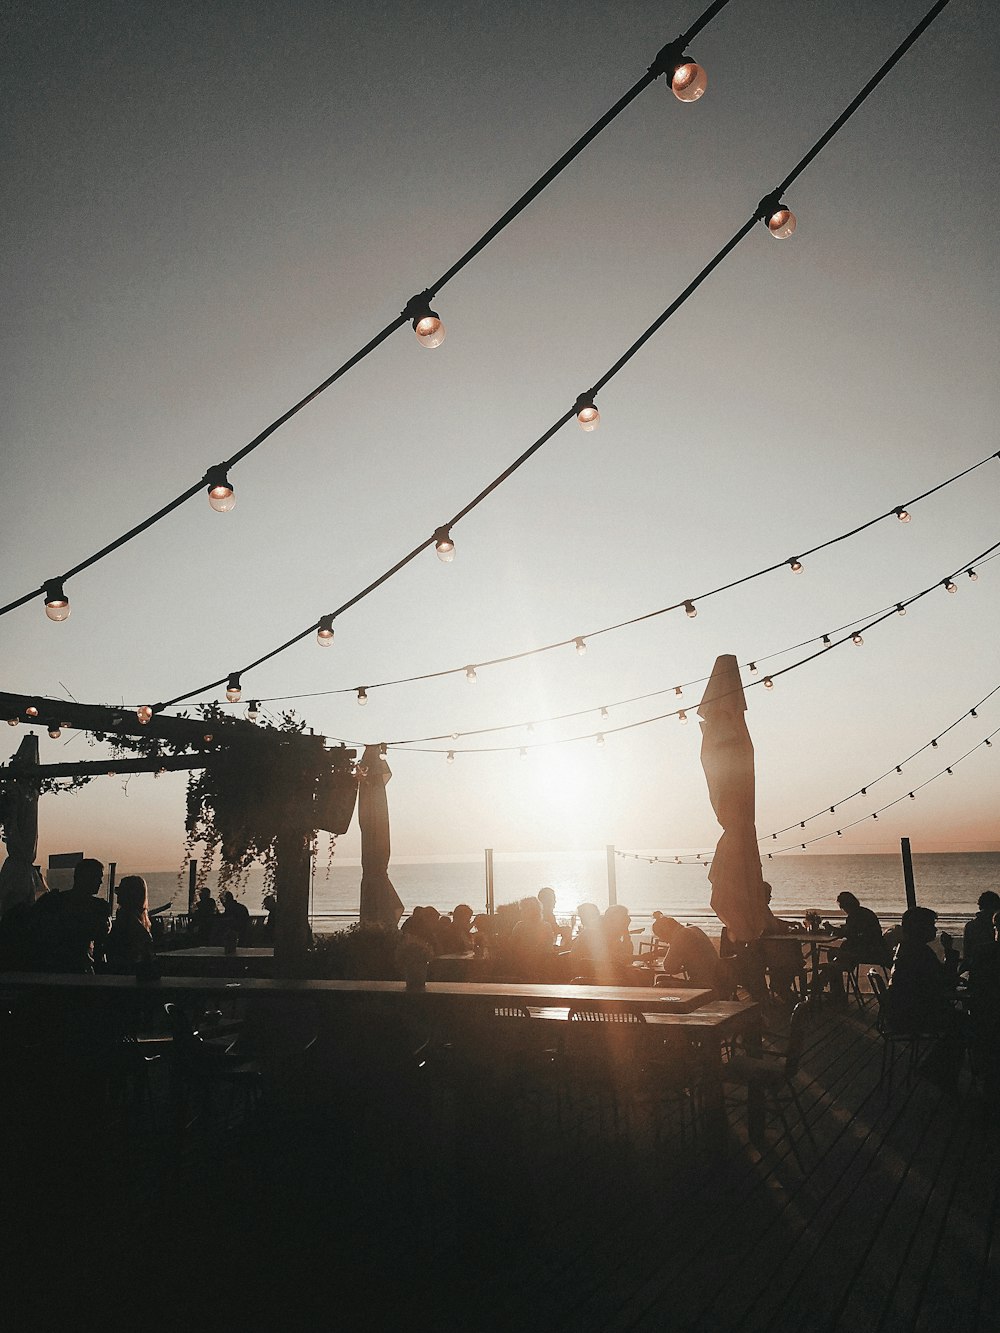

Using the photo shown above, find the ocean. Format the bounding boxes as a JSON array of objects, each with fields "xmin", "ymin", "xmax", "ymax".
[{"xmin": 121, "ymin": 850, "xmax": 998, "ymax": 933}]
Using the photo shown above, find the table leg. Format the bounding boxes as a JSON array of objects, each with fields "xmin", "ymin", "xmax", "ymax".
[{"xmin": 741, "ymin": 1011, "xmax": 766, "ymax": 1147}]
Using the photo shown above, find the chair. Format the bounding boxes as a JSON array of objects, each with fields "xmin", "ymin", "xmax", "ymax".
[
  {"xmin": 867, "ymin": 970, "xmax": 931, "ymax": 1095},
  {"xmin": 163, "ymin": 1001, "xmax": 261, "ymax": 1130},
  {"xmin": 843, "ymin": 957, "xmax": 890, "ymax": 1010},
  {"xmin": 722, "ymin": 998, "xmax": 818, "ymax": 1170}
]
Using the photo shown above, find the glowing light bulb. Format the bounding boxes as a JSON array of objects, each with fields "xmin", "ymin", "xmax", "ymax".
[
  {"xmin": 433, "ymin": 527, "xmax": 455, "ymax": 563},
  {"xmin": 452, "ymin": 732, "xmax": 459, "ymax": 740},
  {"xmin": 766, "ymin": 205, "xmax": 796, "ymax": 239},
  {"xmin": 26, "ymin": 706, "xmax": 38, "ymax": 718},
  {"xmin": 408, "ymin": 293, "xmax": 446, "ymax": 348},
  {"xmin": 316, "ymin": 615, "xmax": 335, "ymax": 646},
  {"xmin": 7, "ymin": 717, "xmax": 18, "ymax": 727},
  {"xmin": 894, "ymin": 506, "xmax": 910, "ymax": 523},
  {"xmin": 446, "ymin": 751, "xmax": 455, "ymax": 764},
  {"xmin": 684, "ymin": 600, "xmax": 697, "ymax": 619},
  {"xmin": 48, "ymin": 723, "xmax": 61, "ymax": 739},
  {"xmin": 763, "ymin": 676, "xmax": 774, "ymax": 690},
  {"xmin": 43, "ymin": 579, "xmax": 70, "ymax": 622},
  {"xmin": 465, "ymin": 665, "xmax": 477, "ymax": 683},
  {"xmin": 226, "ymin": 674, "xmax": 242, "ymax": 703},
  {"xmin": 205, "ymin": 466, "xmax": 235, "ymax": 512},
  {"xmin": 896, "ymin": 604, "xmax": 906, "ymax": 616},
  {"xmin": 943, "ymin": 579, "xmax": 957, "ymax": 594},
  {"xmin": 852, "ymin": 633, "xmax": 864, "ymax": 647},
  {"xmin": 671, "ymin": 58, "xmax": 707, "ymax": 102},
  {"xmin": 789, "ymin": 558, "xmax": 803, "ymax": 573},
  {"xmin": 678, "ymin": 710, "xmax": 688, "ymax": 724},
  {"xmin": 967, "ymin": 568, "xmax": 978, "ymax": 581},
  {"xmin": 596, "ymin": 733, "xmax": 605, "ymax": 748},
  {"xmin": 575, "ymin": 394, "xmax": 600, "ymax": 431},
  {"xmin": 203, "ymin": 734, "xmax": 213, "ymax": 744},
  {"xmin": 248, "ymin": 700, "xmax": 260, "ymax": 721},
  {"xmin": 136, "ymin": 706, "xmax": 153, "ymax": 725},
  {"xmin": 574, "ymin": 637, "xmax": 587, "ymax": 656},
  {"xmin": 357, "ymin": 687, "xmax": 368, "ymax": 706}
]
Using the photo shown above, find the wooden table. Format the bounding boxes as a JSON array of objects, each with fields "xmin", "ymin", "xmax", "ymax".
[{"xmin": 761, "ymin": 931, "xmax": 843, "ymax": 995}]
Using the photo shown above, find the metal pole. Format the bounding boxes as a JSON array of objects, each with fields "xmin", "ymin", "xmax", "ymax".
[
  {"xmin": 187, "ymin": 858, "xmax": 198, "ymax": 915},
  {"xmin": 107, "ymin": 861, "xmax": 117, "ymax": 904},
  {"xmin": 900, "ymin": 837, "xmax": 917, "ymax": 911},
  {"xmin": 606, "ymin": 844, "xmax": 618, "ymax": 907},
  {"xmin": 484, "ymin": 848, "xmax": 494, "ymax": 914}
]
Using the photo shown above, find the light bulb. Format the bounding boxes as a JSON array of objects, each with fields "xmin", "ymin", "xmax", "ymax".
[
  {"xmin": 684, "ymin": 600, "xmax": 697, "ymax": 619},
  {"xmin": 408, "ymin": 293, "xmax": 446, "ymax": 348},
  {"xmin": 837, "ymin": 830, "xmax": 842, "ymax": 837},
  {"xmin": 7, "ymin": 718, "xmax": 18, "ymax": 727},
  {"xmin": 205, "ymin": 466, "xmax": 235, "ymax": 512},
  {"xmin": 749, "ymin": 662, "xmax": 757, "ymax": 674},
  {"xmin": 446, "ymin": 751, "xmax": 455, "ymax": 764},
  {"xmin": 789, "ymin": 558, "xmax": 803, "ymax": 573},
  {"xmin": 822, "ymin": 635, "xmax": 831, "ymax": 646},
  {"xmin": 943, "ymin": 579, "xmax": 957, "ymax": 594},
  {"xmin": 226, "ymin": 674, "xmax": 242, "ymax": 703},
  {"xmin": 967, "ymin": 568, "xmax": 978, "ymax": 581},
  {"xmin": 763, "ymin": 676, "xmax": 774, "ymax": 690},
  {"xmin": 26, "ymin": 706, "xmax": 38, "ymax": 718},
  {"xmin": 931, "ymin": 739, "xmax": 938, "ymax": 748},
  {"xmin": 872, "ymin": 813, "xmax": 879, "ymax": 821},
  {"xmin": 203, "ymin": 734, "xmax": 213, "ymax": 744},
  {"xmin": 434, "ymin": 527, "xmax": 455, "ymax": 563},
  {"xmin": 946, "ymin": 767, "xmax": 953, "ymax": 775},
  {"xmin": 43, "ymin": 579, "xmax": 70, "ymax": 622},
  {"xmin": 248, "ymin": 700, "xmax": 260, "ymax": 721},
  {"xmin": 896, "ymin": 766, "xmax": 902, "ymax": 774},
  {"xmin": 896, "ymin": 604, "xmax": 906, "ymax": 616},
  {"xmin": 48, "ymin": 724, "xmax": 61, "ymax": 739},
  {"xmin": 600, "ymin": 707, "xmax": 608, "ymax": 720},
  {"xmin": 678, "ymin": 710, "xmax": 688, "ymax": 724},
  {"xmin": 156, "ymin": 768, "xmax": 166, "ymax": 778},
  {"xmin": 909, "ymin": 792, "xmax": 915, "ymax": 800},
  {"xmin": 671, "ymin": 58, "xmax": 707, "ymax": 102},
  {"xmin": 574, "ymin": 637, "xmax": 587, "ymax": 656},
  {"xmin": 136, "ymin": 706, "xmax": 153, "ymax": 725},
  {"xmin": 971, "ymin": 709, "xmax": 978, "ymax": 718},
  {"xmin": 465, "ymin": 665, "xmax": 477, "ymax": 683},
  {"xmin": 357, "ymin": 687, "xmax": 368, "ymax": 706},
  {"xmin": 986, "ymin": 739, "xmax": 993, "ymax": 748},
  {"xmin": 674, "ymin": 686, "xmax": 683, "ymax": 697},
  {"xmin": 451, "ymin": 732, "xmax": 459, "ymax": 740},
  {"xmin": 575, "ymin": 394, "xmax": 600, "ymax": 431},
  {"xmin": 894, "ymin": 507, "xmax": 911, "ymax": 523},
  {"xmin": 316, "ymin": 615, "xmax": 335, "ymax": 646},
  {"xmin": 766, "ymin": 205, "xmax": 797, "ymax": 239},
  {"xmin": 596, "ymin": 733, "xmax": 605, "ymax": 748},
  {"xmin": 852, "ymin": 633, "xmax": 864, "ymax": 647},
  {"xmin": 519, "ymin": 747, "xmax": 527, "ymax": 760}
]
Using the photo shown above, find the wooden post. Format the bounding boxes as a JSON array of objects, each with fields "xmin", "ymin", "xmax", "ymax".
[
  {"xmin": 187, "ymin": 859, "xmax": 198, "ymax": 915},
  {"xmin": 900, "ymin": 837, "xmax": 917, "ymax": 911},
  {"xmin": 484, "ymin": 848, "xmax": 495, "ymax": 914},
  {"xmin": 274, "ymin": 827, "xmax": 313, "ymax": 976},
  {"xmin": 606, "ymin": 844, "xmax": 618, "ymax": 907}
]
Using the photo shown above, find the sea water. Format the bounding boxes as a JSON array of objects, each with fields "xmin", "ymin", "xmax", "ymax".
[{"xmin": 130, "ymin": 851, "xmax": 998, "ymax": 932}]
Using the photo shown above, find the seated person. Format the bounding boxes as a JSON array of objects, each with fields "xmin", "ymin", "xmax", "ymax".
[
  {"xmin": 106, "ymin": 875, "xmax": 157, "ymax": 974},
  {"xmin": 565, "ymin": 902, "xmax": 603, "ymax": 976},
  {"xmin": 595, "ymin": 904, "xmax": 635, "ymax": 983},
  {"xmin": 191, "ymin": 887, "xmax": 218, "ymax": 941},
  {"xmin": 438, "ymin": 903, "xmax": 475, "ymax": 953},
  {"xmin": 885, "ymin": 906, "xmax": 963, "ymax": 1087},
  {"xmin": 509, "ymin": 897, "xmax": 556, "ymax": 978},
  {"xmin": 962, "ymin": 891, "xmax": 1000, "ymax": 973},
  {"xmin": 760, "ymin": 883, "xmax": 807, "ymax": 1004},
  {"xmin": 537, "ymin": 886, "xmax": 564, "ymax": 945},
  {"xmin": 651, "ymin": 916, "xmax": 727, "ymax": 991},
  {"xmin": 817, "ymin": 891, "xmax": 889, "ymax": 1000}
]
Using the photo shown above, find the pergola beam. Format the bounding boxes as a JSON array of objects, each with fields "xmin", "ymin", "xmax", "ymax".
[
  {"xmin": 0, "ymin": 753, "xmax": 207, "ymax": 780},
  {"xmin": 0, "ymin": 688, "xmax": 256, "ymax": 749}
]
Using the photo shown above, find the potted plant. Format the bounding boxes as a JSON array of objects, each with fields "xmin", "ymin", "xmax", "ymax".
[{"xmin": 397, "ymin": 938, "xmax": 433, "ymax": 990}]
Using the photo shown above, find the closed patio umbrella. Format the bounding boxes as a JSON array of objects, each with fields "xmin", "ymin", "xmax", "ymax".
[
  {"xmin": 0, "ymin": 734, "xmax": 44, "ymax": 915},
  {"xmin": 358, "ymin": 744, "xmax": 403, "ymax": 928},
  {"xmin": 698, "ymin": 654, "xmax": 768, "ymax": 943}
]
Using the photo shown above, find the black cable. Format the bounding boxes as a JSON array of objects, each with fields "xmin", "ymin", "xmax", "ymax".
[
  {"xmin": 0, "ymin": 1, "xmax": 732, "ymax": 622},
  {"xmin": 156, "ymin": 0, "xmax": 956, "ymax": 711}
]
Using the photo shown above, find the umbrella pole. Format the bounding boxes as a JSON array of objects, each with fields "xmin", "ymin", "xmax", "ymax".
[{"xmin": 900, "ymin": 837, "xmax": 917, "ymax": 911}]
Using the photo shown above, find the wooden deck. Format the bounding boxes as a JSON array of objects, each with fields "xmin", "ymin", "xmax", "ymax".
[{"xmin": 3, "ymin": 992, "xmax": 997, "ymax": 1329}]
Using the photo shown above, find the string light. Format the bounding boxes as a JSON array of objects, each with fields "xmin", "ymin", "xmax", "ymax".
[
  {"xmin": 788, "ymin": 558, "xmax": 803, "ymax": 573},
  {"xmin": 684, "ymin": 600, "xmax": 697, "ymax": 619},
  {"xmin": 763, "ymin": 676, "xmax": 774, "ymax": 690},
  {"xmin": 519, "ymin": 747, "xmax": 528, "ymax": 760},
  {"xmin": 136, "ymin": 706, "xmax": 153, "ymax": 725},
  {"xmin": 47, "ymin": 723, "xmax": 61, "ymax": 740},
  {"xmin": 674, "ymin": 686, "xmax": 683, "ymax": 697},
  {"xmin": 852, "ymin": 632, "xmax": 864, "ymax": 646},
  {"xmin": 226, "ymin": 674, "xmax": 242, "ymax": 703},
  {"xmin": 6, "ymin": 718, "xmax": 18, "ymax": 727},
  {"xmin": 894, "ymin": 506, "xmax": 911, "ymax": 522},
  {"xmin": 596, "ymin": 733, "xmax": 605, "ymax": 748},
  {"xmin": 405, "ymin": 292, "xmax": 446, "ymax": 348},
  {"xmin": 600, "ymin": 707, "xmax": 609, "ymax": 720},
  {"xmin": 465, "ymin": 666, "xmax": 478, "ymax": 683},
  {"xmin": 526, "ymin": 722, "xmax": 535, "ymax": 734},
  {"xmin": 357, "ymin": 687, "xmax": 368, "ymax": 706},
  {"xmin": 762, "ymin": 199, "xmax": 797, "ymax": 238},
  {"xmin": 748, "ymin": 662, "xmax": 757, "ymax": 674},
  {"xmin": 943, "ymin": 578, "xmax": 957, "ymax": 594},
  {"xmin": 43, "ymin": 579, "xmax": 70, "ymax": 622},
  {"xmin": 968, "ymin": 568, "xmax": 979, "ymax": 581},
  {"xmin": 247, "ymin": 700, "xmax": 260, "ymax": 721},
  {"xmin": 434, "ymin": 527, "xmax": 455, "ymax": 563},
  {"xmin": 670, "ymin": 56, "xmax": 708, "ymax": 102},
  {"xmin": 205, "ymin": 465, "xmax": 235, "ymax": 513},
  {"xmin": 909, "ymin": 791, "xmax": 915, "ymax": 799},
  {"xmin": 317, "ymin": 615, "xmax": 335, "ymax": 647},
  {"xmin": 379, "ymin": 743, "xmax": 389, "ymax": 763},
  {"xmin": 446, "ymin": 751, "xmax": 455, "ymax": 764},
  {"xmin": 678, "ymin": 710, "xmax": 688, "ymax": 724},
  {"xmin": 822, "ymin": 635, "xmax": 831, "ymax": 646},
  {"xmin": 575, "ymin": 393, "xmax": 600, "ymax": 432},
  {"xmin": 574, "ymin": 637, "xmax": 588, "ymax": 657},
  {"xmin": 896, "ymin": 604, "xmax": 907, "ymax": 615}
]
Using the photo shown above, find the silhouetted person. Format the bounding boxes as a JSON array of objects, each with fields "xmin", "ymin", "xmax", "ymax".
[
  {"xmin": 567, "ymin": 902, "xmax": 604, "ymax": 975},
  {"xmin": 30, "ymin": 858, "xmax": 110, "ymax": 972},
  {"xmin": 598, "ymin": 904, "xmax": 635, "ymax": 982},
  {"xmin": 652, "ymin": 916, "xmax": 728, "ymax": 991},
  {"xmin": 760, "ymin": 883, "xmax": 807, "ymax": 1004},
  {"xmin": 962, "ymin": 891, "xmax": 1000, "ymax": 973},
  {"xmin": 106, "ymin": 875, "xmax": 157, "ymax": 975},
  {"xmin": 886, "ymin": 906, "xmax": 964, "ymax": 1090},
  {"xmin": 967, "ymin": 910, "xmax": 1000, "ymax": 1096},
  {"xmin": 510, "ymin": 897, "xmax": 555, "ymax": 978},
  {"xmin": 191, "ymin": 887, "xmax": 218, "ymax": 942},
  {"xmin": 537, "ymin": 886, "xmax": 560, "ymax": 943},
  {"xmin": 219, "ymin": 890, "xmax": 251, "ymax": 946},
  {"xmin": 439, "ymin": 903, "xmax": 474, "ymax": 953},
  {"xmin": 818, "ymin": 891, "xmax": 888, "ymax": 1002}
]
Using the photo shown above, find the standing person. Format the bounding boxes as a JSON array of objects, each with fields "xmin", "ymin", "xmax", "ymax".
[
  {"xmin": 962, "ymin": 891, "xmax": 1000, "ymax": 972},
  {"xmin": 537, "ymin": 887, "xmax": 560, "ymax": 944},
  {"xmin": 106, "ymin": 876, "xmax": 156, "ymax": 974},
  {"xmin": 31, "ymin": 858, "xmax": 111, "ymax": 973},
  {"xmin": 191, "ymin": 887, "xmax": 218, "ymax": 942},
  {"xmin": 219, "ymin": 890, "xmax": 251, "ymax": 946}
]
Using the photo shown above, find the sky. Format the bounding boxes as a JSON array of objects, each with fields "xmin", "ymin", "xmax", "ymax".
[{"xmin": 2, "ymin": 0, "xmax": 998, "ymax": 873}]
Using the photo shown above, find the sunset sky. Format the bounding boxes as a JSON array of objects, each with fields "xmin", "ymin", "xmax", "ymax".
[{"xmin": 3, "ymin": 0, "xmax": 998, "ymax": 873}]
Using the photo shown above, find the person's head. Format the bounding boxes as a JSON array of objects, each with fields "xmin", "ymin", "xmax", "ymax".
[
  {"xmin": 652, "ymin": 915, "xmax": 683, "ymax": 944},
  {"xmin": 116, "ymin": 875, "xmax": 149, "ymax": 920},
  {"xmin": 577, "ymin": 903, "xmax": 601, "ymax": 931},
  {"xmin": 537, "ymin": 887, "xmax": 556, "ymax": 914},
  {"xmin": 72, "ymin": 859, "xmax": 104, "ymax": 895},
  {"xmin": 901, "ymin": 906, "xmax": 938, "ymax": 943},
  {"xmin": 220, "ymin": 890, "xmax": 233, "ymax": 908},
  {"xmin": 837, "ymin": 892, "xmax": 860, "ymax": 913},
  {"xmin": 197, "ymin": 887, "xmax": 212, "ymax": 902},
  {"xmin": 472, "ymin": 913, "xmax": 496, "ymax": 939},
  {"xmin": 603, "ymin": 904, "xmax": 630, "ymax": 937},
  {"xmin": 262, "ymin": 893, "xmax": 277, "ymax": 913},
  {"xmin": 977, "ymin": 890, "xmax": 1000, "ymax": 915},
  {"xmin": 452, "ymin": 903, "xmax": 473, "ymax": 929},
  {"xmin": 518, "ymin": 896, "xmax": 542, "ymax": 922}
]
